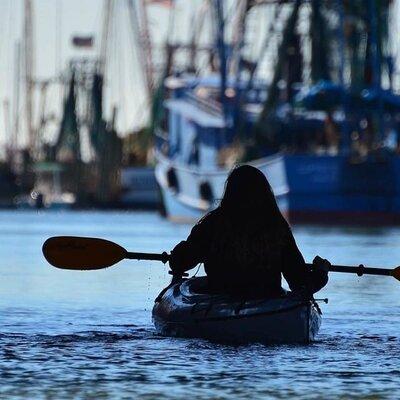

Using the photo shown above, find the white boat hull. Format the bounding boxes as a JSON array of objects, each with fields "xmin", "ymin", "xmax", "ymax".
[{"xmin": 155, "ymin": 151, "xmax": 289, "ymax": 222}]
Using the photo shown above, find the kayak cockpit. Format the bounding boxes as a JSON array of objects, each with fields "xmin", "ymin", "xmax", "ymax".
[{"xmin": 153, "ymin": 277, "xmax": 322, "ymax": 344}]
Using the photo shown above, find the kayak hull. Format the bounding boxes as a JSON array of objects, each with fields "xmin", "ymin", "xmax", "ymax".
[{"xmin": 152, "ymin": 277, "xmax": 322, "ymax": 344}]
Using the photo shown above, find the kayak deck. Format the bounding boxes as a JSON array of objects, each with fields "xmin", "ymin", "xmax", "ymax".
[{"xmin": 153, "ymin": 277, "xmax": 322, "ymax": 344}]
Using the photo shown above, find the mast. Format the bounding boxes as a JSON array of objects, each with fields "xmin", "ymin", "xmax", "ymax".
[
  {"xmin": 13, "ymin": 41, "xmax": 21, "ymax": 158},
  {"xmin": 230, "ymin": 0, "xmax": 248, "ymax": 77},
  {"xmin": 127, "ymin": 0, "xmax": 153, "ymax": 100},
  {"xmin": 257, "ymin": 0, "xmax": 301, "ymax": 125},
  {"xmin": 3, "ymin": 100, "xmax": 11, "ymax": 158},
  {"xmin": 138, "ymin": 0, "xmax": 154, "ymax": 93},
  {"xmin": 187, "ymin": 1, "xmax": 209, "ymax": 73},
  {"xmin": 368, "ymin": 0, "xmax": 383, "ymax": 142},
  {"xmin": 36, "ymin": 82, "xmax": 49, "ymax": 157},
  {"xmin": 23, "ymin": 0, "xmax": 35, "ymax": 152},
  {"xmin": 214, "ymin": 0, "xmax": 228, "ymax": 122},
  {"xmin": 100, "ymin": 0, "xmax": 114, "ymax": 77},
  {"xmin": 310, "ymin": 0, "xmax": 330, "ymax": 82}
]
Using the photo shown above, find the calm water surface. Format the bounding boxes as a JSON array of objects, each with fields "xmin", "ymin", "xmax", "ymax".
[{"xmin": 1, "ymin": 211, "xmax": 400, "ymax": 399}]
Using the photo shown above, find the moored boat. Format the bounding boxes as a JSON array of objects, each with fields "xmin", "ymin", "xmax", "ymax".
[
  {"xmin": 152, "ymin": 1, "xmax": 400, "ymax": 226},
  {"xmin": 153, "ymin": 277, "xmax": 322, "ymax": 344},
  {"xmin": 155, "ymin": 146, "xmax": 288, "ymax": 222}
]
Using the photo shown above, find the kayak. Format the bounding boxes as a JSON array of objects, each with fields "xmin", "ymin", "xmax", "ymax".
[{"xmin": 152, "ymin": 277, "xmax": 322, "ymax": 344}]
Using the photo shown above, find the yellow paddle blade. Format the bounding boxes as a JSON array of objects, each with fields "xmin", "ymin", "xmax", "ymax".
[
  {"xmin": 42, "ymin": 236, "xmax": 127, "ymax": 270},
  {"xmin": 391, "ymin": 266, "xmax": 400, "ymax": 282}
]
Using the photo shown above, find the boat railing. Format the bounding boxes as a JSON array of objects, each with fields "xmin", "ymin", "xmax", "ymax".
[
  {"xmin": 183, "ymin": 92, "xmax": 223, "ymax": 117},
  {"xmin": 154, "ymin": 129, "xmax": 168, "ymax": 153},
  {"xmin": 154, "ymin": 147, "xmax": 286, "ymax": 177}
]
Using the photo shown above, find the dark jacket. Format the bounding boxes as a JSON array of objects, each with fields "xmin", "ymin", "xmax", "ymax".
[{"xmin": 169, "ymin": 209, "xmax": 328, "ymax": 297}]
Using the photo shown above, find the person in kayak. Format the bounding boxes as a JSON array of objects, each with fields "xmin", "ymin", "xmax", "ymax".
[{"xmin": 169, "ymin": 165, "xmax": 329, "ymax": 297}]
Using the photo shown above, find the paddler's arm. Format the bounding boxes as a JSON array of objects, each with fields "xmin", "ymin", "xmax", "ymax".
[
  {"xmin": 169, "ymin": 222, "xmax": 208, "ymax": 274},
  {"xmin": 281, "ymin": 231, "xmax": 328, "ymax": 294}
]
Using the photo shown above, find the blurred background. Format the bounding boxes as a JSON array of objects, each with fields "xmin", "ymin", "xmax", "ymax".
[
  {"xmin": 1, "ymin": 0, "xmax": 400, "ymax": 221},
  {"xmin": 1, "ymin": 1, "xmax": 400, "ymax": 399}
]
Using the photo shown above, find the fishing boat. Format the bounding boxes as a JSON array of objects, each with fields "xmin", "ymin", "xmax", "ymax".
[
  {"xmin": 153, "ymin": 1, "xmax": 400, "ymax": 225},
  {"xmin": 155, "ymin": 132, "xmax": 288, "ymax": 221},
  {"xmin": 153, "ymin": 277, "xmax": 322, "ymax": 344},
  {"xmin": 153, "ymin": 12, "xmax": 290, "ymax": 221},
  {"xmin": 120, "ymin": 166, "xmax": 160, "ymax": 209}
]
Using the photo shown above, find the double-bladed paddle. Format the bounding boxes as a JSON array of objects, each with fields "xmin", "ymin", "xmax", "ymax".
[
  {"xmin": 42, "ymin": 236, "xmax": 169, "ymax": 270},
  {"xmin": 42, "ymin": 236, "xmax": 400, "ymax": 281}
]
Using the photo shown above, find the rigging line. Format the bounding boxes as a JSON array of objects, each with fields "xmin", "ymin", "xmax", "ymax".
[
  {"xmin": 164, "ymin": 0, "xmax": 176, "ymax": 79},
  {"xmin": 195, "ymin": 56, "xmax": 211, "ymax": 77},
  {"xmin": 192, "ymin": 0, "xmax": 210, "ymax": 76},
  {"xmin": 224, "ymin": 0, "xmax": 240, "ymax": 26},
  {"xmin": 55, "ymin": 0, "xmax": 61, "ymax": 77},
  {"xmin": 127, "ymin": 0, "xmax": 153, "ymax": 101},
  {"xmin": 187, "ymin": 0, "xmax": 197, "ymax": 71},
  {"xmin": 100, "ymin": 0, "xmax": 113, "ymax": 77},
  {"xmin": 117, "ymin": 2, "xmax": 128, "ymax": 133},
  {"xmin": 166, "ymin": 0, "xmax": 176, "ymax": 45},
  {"xmin": 390, "ymin": 1, "xmax": 400, "ymax": 85},
  {"xmin": 104, "ymin": 0, "xmax": 116, "ymax": 122},
  {"xmin": 166, "ymin": 0, "xmax": 176, "ymax": 47},
  {"xmin": 111, "ymin": 0, "xmax": 119, "ymax": 123},
  {"xmin": 92, "ymin": 0, "xmax": 103, "ymax": 46},
  {"xmin": 252, "ymin": 3, "xmax": 285, "ymax": 79},
  {"xmin": 126, "ymin": 0, "xmax": 150, "ymax": 129},
  {"xmin": 5, "ymin": 0, "xmax": 14, "ymax": 101},
  {"xmin": 55, "ymin": 0, "xmax": 63, "ymax": 122},
  {"xmin": 0, "ymin": 0, "xmax": 10, "ymax": 68},
  {"xmin": 2, "ymin": 0, "xmax": 15, "ymax": 152}
]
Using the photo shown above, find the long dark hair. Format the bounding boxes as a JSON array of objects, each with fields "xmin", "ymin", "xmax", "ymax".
[
  {"xmin": 208, "ymin": 165, "xmax": 288, "ymax": 268},
  {"xmin": 219, "ymin": 165, "xmax": 285, "ymax": 225}
]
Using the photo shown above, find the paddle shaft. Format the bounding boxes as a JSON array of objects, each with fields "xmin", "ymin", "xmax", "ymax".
[
  {"xmin": 306, "ymin": 263, "xmax": 393, "ymax": 277},
  {"xmin": 126, "ymin": 251, "xmax": 169, "ymax": 264},
  {"xmin": 126, "ymin": 252, "xmax": 393, "ymax": 277}
]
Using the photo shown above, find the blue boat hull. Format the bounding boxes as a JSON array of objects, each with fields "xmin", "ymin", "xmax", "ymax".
[
  {"xmin": 285, "ymin": 154, "xmax": 400, "ymax": 224},
  {"xmin": 157, "ymin": 152, "xmax": 400, "ymax": 225}
]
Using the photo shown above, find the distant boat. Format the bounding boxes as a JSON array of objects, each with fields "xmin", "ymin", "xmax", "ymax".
[
  {"xmin": 154, "ymin": 1, "xmax": 400, "ymax": 225},
  {"xmin": 154, "ymin": 78, "xmax": 289, "ymax": 221},
  {"xmin": 120, "ymin": 166, "xmax": 160, "ymax": 209},
  {"xmin": 152, "ymin": 0, "xmax": 290, "ymax": 222},
  {"xmin": 15, "ymin": 162, "xmax": 75, "ymax": 210}
]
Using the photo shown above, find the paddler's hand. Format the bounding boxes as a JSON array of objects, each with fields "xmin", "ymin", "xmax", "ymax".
[
  {"xmin": 312, "ymin": 255, "xmax": 331, "ymax": 273},
  {"xmin": 169, "ymin": 241, "xmax": 188, "ymax": 274}
]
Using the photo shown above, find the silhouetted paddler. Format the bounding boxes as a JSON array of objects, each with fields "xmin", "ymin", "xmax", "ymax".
[{"xmin": 169, "ymin": 165, "xmax": 329, "ymax": 297}]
